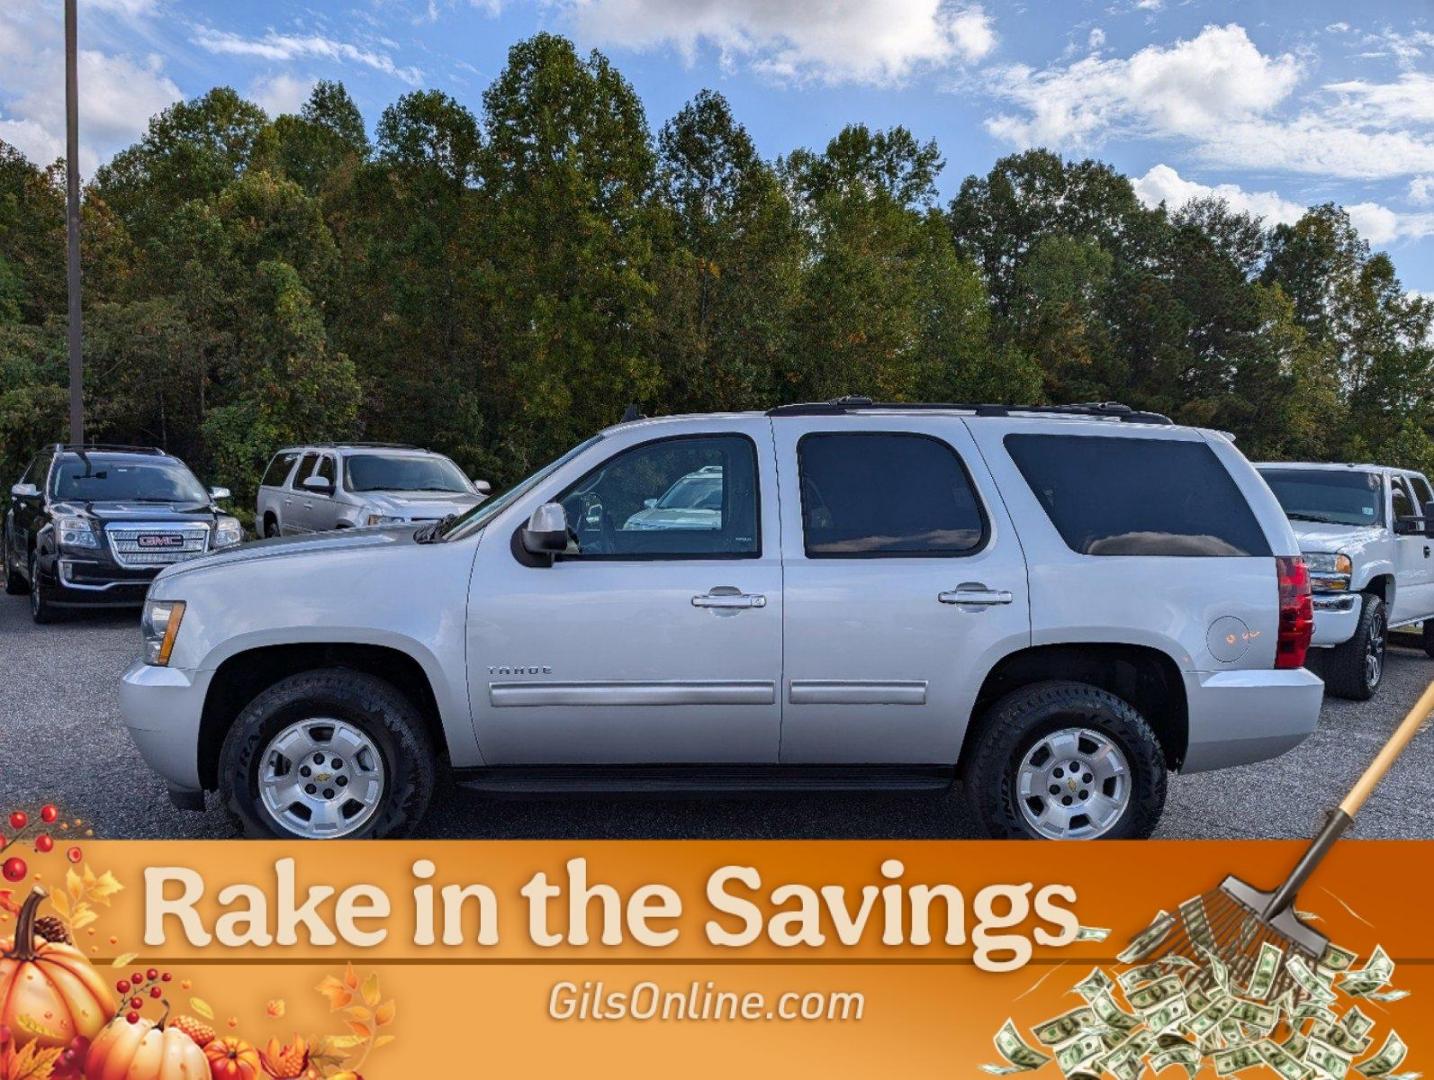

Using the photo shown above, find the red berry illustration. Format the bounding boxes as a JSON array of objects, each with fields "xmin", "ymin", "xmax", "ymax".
[
  {"xmin": 40, "ymin": 805, "xmax": 58, "ymax": 823},
  {"xmin": 35, "ymin": 834, "xmax": 53, "ymax": 853},
  {"xmin": 8, "ymin": 812, "xmax": 27, "ymax": 831},
  {"xmin": 129, "ymin": 997, "xmax": 143, "ymax": 1010},
  {"xmin": 116, "ymin": 980, "xmax": 130, "ymax": 993},
  {"xmin": 150, "ymin": 986, "xmax": 162, "ymax": 999},
  {"xmin": 126, "ymin": 1011, "xmax": 139, "ymax": 1024},
  {"xmin": 131, "ymin": 972, "xmax": 143, "ymax": 985},
  {"xmin": 146, "ymin": 967, "xmax": 159, "ymax": 981},
  {"xmin": 161, "ymin": 972, "xmax": 172, "ymax": 982},
  {"xmin": 2, "ymin": 856, "xmax": 26, "ymax": 882},
  {"xmin": 66, "ymin": 846, "xmax": 83, "ymax": 863}
]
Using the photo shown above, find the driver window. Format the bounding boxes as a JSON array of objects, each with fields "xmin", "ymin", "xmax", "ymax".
[
  {"xmin": 1392, "ymin": 477, "xmax": 1414, "ymax": 520},
  {"xmin": 555, "ymin": 435, "xmax": 759, "ymax": 559}
]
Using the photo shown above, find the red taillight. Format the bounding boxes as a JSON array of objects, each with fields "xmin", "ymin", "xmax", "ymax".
[{"xmin": 1276, "ymin": 555, "xmax": 1313, "ymax": 669}]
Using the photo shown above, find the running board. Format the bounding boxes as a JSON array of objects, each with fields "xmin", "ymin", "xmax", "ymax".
[{"xmin": 452, "ymin": 764, "xmax": 955, "ymax": 796}]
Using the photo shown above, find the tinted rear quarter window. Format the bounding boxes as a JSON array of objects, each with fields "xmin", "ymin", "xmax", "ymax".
[
  {"xmin": 1004, "ymin": 434, "xmax": 1271, "ymax": 557},
  {"xmin": 261, "ymin": 452, "xmax": 299, "ymax": 488},
  {"xmin": 798, "ymin": 432, "xmax": 986, "ymax": 557},
  {"xmin": 294, "ymin": 453, "xmax": 319, "ymax": 487}
]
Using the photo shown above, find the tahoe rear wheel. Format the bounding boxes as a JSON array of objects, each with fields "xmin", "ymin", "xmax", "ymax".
[
  {"xmin": 1322, "ymin": 593, "xmax": 1385, "ymax": 701},
  {"xmin": 218, "ymin": 669, "xmax": 435, "ymax": 839},
  {"xmin": 963, "ymin": 681, "xmax": 1167, "ymax": 840},
  {"xmin": 263, "ymin": 514, "xmax": 279, "ymax": 538}
]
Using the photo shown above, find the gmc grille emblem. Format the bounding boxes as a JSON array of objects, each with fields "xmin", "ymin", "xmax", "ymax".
[{"xmin": 136, "ymin": 533, "xmax": 185, "ymax": 548}]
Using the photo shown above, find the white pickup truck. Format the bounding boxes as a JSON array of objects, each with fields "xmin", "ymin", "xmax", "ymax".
[{"xmin": 1257, "ymin": 462, "xmax": 1434, "ymax": 699}]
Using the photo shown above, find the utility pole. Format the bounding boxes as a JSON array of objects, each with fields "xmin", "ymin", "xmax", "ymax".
[{"xmin": 64, "ymin": 0, "xmax": 84, "ymax": 445}]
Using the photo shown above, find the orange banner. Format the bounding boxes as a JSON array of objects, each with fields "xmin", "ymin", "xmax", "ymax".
[{"xmin": 1, "ymin": 839, "xmax": 1428, "ymax": 1078}]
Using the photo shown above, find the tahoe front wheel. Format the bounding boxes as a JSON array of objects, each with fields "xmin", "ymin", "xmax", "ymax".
[
  {"xmin": 962, "ymin": 681, "xmax": 1167, "ymax": 840},
  {"xmin": 218, "ymin": 668, "xmax": 436, "ymax": 839}
]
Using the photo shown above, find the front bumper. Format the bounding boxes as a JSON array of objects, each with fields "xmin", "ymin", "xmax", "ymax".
[
  {"xmin": 46, "ymin": 556, "xmax": 157, "ymax": 607},
  {"xmin": 1181, "ymin": 667, "xmax": 1324, "ymax": 773},
  {"xmin": 1309, "ymin": 592, "xmax": 1360, "ymax": 647},
  {"xmin": 119, "ymin": 658, "xmax": 209, "ymax": 796}
]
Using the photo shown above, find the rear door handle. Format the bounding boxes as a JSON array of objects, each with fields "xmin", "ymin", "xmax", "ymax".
[
  {"xmin": 693, "ymin": 587, "xmax": 767, "ymax": 610},
  {"xmin": 939, "ymin": 585, "xmax": 1014, "ymax": 606}
]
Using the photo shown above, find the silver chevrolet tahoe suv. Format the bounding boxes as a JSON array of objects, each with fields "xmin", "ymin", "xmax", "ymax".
[
  {"xmin": 120, "ymin": 400, "xmax": 1323, "ymax": 841},
  {"xmin": 254, "ymin": 443, "xmax": 489, "ymax": 537}
]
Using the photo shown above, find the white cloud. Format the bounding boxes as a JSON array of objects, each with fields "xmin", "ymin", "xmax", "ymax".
[
  {"xmin": 984, "ymin": 24, "xmax": 1302, "ymax": 147},
  {"xmin": 1411, "ymin": 176, "xmax": 1434, "ymax": 206},
  {"xmin": 192, "ymin": 27, "xmax": 423, "ymax": 86},
  {"xmin": 0, "ymin": 0, "xmax": 180, "ymax": 172},
  {"xmin": 1088, "ymin": 27, "xmax": 1106, "ymax": 50},
  {"xmin": 249, "ymin": 73, "xmax": 316, "ymax": 118},
  {"xmin": 1133, "ymin": 164, "xmax": 1434, "ymax": 247},
  {"xmin": 1132, "ymin": 164, "xmax": 1305, "ymax": 225},
  {"xmin": 981, "ymin": 23, "xmax": 1434, "ymax": 181},
  {"xmin": 563, "ymin": 0, "xmax": 996, "ymax": 85}
]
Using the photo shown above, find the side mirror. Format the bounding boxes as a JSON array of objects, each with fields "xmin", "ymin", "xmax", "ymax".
[
  {"xmin": 473, "ymin": 479, "xmax": 491, "ymax": 496},
  {"xmin": 520, "ymin": 502, "xmax": 569, "ymax": 559},
  {"xmin": 643, "ymin": 498, "xmax": 658, "ymax": 509},
  {"xmin": 10, "ymin": 483, "xmax": 39, "ymax": 499},
  {"xmin": 209, "ymin": 486, "xmax": 231, "ymax": 501},
  {"xmin": 302, "ymin": 475, "xmax": 334, "ymax": 496}
]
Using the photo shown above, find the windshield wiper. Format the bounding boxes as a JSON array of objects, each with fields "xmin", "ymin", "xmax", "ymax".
[
  {"xmin": 414, "ymin": 514, "xmax": 456, "ymax": 544},
  {"xmin": 1285, "ymin": 512, "xmax": 1344, "ymax": 524}
]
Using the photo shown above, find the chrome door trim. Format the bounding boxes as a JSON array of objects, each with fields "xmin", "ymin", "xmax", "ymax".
[
  {"xmin": 489, "ymin": 680, "xmax": 777, "ymax": 708},
  {"xmin": 787, "ymin": 680, "xmax": 928, "ymax": 705}
]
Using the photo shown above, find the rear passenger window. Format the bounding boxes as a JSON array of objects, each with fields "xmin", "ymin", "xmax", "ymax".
[
  {"xmin": 798, "ymin": 433, "xmax": 986, "ymax": 557},
  {"xmin": 315, "ymin": 455, "xmax": 336, "ymax": 485},
  {"xmin": 261, "ymin": 452, "xmax": 299, "ymax": 488},
  {"xmin": 1408, "ymin": 475, "xmax": 1432, "ymax": 514},
  {"xmin": 294, "ymin": 453, "xmax": 319, "ymax": 487},
  {"xmin": 1004, "ymin": 434, "xmax": 1271, "ymax": 557}
]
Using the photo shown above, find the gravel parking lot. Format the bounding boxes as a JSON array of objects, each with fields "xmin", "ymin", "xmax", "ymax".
[{"xmin": 2, "ymin": 593, "xmax": 1431, "ymax": 840}]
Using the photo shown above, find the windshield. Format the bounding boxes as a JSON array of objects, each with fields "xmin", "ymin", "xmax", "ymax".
[
  {"xmin": 655, "ymin": 472, "xmax": 723, "ymax": 510},
  {"xmin": 439, "ymin": 434, "xmax": 605, "ymax": 541},
  {"xmin": 345, "ymin": 453, "xmax": 470, "ymax": 493},
  {"xmin": 52, "ymin": 456, "xmax": 208, "ymax": 503},
  {"xmin": 1260, "ymin": 468, "xmax": 1384, "ymax": 527}
]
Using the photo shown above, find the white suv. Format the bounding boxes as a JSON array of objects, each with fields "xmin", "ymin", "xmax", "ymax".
[
  {"xmin": 120, "ymin": 400, "xmax": 1323, "ymax": 841},
  {"xmin": 254, "ymin": 443, "xmax": 489, "ymax": 537},
  {"xmin": 1257, "ymin": 462, "xmax": 1434, "ymax": 700}
]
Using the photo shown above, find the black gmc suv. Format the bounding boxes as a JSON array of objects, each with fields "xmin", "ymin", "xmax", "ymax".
[{"xmin": 3, "ymin": 445, "xmax": 243, "ymax": 622}]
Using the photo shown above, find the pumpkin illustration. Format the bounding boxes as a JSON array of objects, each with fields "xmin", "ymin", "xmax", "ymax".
[
  {"xmin": 85, "ymin": 1009, "xmax": 209, "ymax": 1080},
  {"xmin": 0, "ymin": 887, "xmax": 115, "ymax": 1050},
  {"xmin": 203, "ymin": 1036, "xmax": 262, "ymax": 1080}
]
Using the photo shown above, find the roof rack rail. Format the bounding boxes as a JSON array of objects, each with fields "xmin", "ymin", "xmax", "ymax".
[
  {"xmin": 766, "ymin": 397, "xmax": 1174, "ymax": 425},
  {"xmin": 302, "ymin": 442, "xmax": 423, "ymax": 450},
  {"xmin": 55, "ymin": 443, "xmax": 166, "ymax": 454}
]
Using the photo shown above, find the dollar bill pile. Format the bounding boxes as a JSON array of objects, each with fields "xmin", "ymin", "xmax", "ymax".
[{"xmin": 983, "ymin": 907, "xmax": 1416, "ymax": 1080}]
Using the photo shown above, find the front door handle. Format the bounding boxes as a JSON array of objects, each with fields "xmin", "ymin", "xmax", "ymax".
[
  {"xmin": 693, "ymin": 586, "xmax": 767, "ymax": 610},
  {"xmin": 939, "ymin": 584, "xmax": 1014, "ymax": 606}
]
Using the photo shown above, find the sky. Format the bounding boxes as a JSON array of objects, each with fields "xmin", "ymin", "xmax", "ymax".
[{"xmin": 1, "ymin": 0, "xmax": 1433, "ymax": 295}]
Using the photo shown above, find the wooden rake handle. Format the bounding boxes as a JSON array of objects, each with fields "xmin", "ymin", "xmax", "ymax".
[
  {"xmin": 1339, "ymin": 678, "xmax": 1434, "ymax": 817},
  {"xmin": 1267, "ymin": 679, "xmax": 1434, "ymax": 918}
]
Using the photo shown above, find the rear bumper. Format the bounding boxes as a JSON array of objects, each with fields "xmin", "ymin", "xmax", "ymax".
[
  {"xmin": 119, "ymin": 658, "xmax": 208, "ymax": 794},
  {"xmin": 1181, "ymin": 667, "xmax": 1324, "ymax": 773},
  {"xmin": 1310, "ymin": 592, "xmax": 1360, "ymax": 647}
]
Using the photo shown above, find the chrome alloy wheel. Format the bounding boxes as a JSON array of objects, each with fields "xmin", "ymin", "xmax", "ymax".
[
  {"xmin": 258, "ymin": 718, "xmax": 386, "ymax": 838},
  {"xmin": 1015, "ymin": 727, "xmax": 1131, "ymax": 839},
  {"xmin": 1365, "ymin": 607, "xmax": 1386, "ymax": 690}
]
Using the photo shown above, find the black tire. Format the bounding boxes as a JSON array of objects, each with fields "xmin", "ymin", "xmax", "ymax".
[
  {"xmin": 28, "ymin": 551, "xmax": 58, "ymax": 624},
  {"xmin": 1323, "ymin": 593, "xmax": 1385, "ymax": 701},
  {"xmin": 1422, "ymin": 619, "xmax": 1434, "ymax": 660},
  {"xmin": 3, "ymin": 529, "xmax": 27, "ymax": 595},
  {"xmin": 263, "ymin": 514, "xmax": 279, "ymax": 538},
  {"xmin": 962, "ymin": 681, "xmax": 1167, "ymax": 840},
  {"xmin": 218, "ymin": 668, "xmax": 436, "ymax": 839}
]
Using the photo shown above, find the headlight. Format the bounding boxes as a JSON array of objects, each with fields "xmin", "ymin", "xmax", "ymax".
[
  {"xmin": 213, "ymin": 516, "xmax": 242, "ymax": 547},
  {"xmin": 1303, "ymin": 551, "xmax": 1352, "ymax": 588},
  {"xmin": 141, "ymin": 599, "xmax": 186, "ymax": 666},
  {"xmin": 56, "ymin": 516, "xmax": 98, "ymax": 550},
  {"xmin": 364, "ymin": 512, "xmax": 405, "ymax": 526}
]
